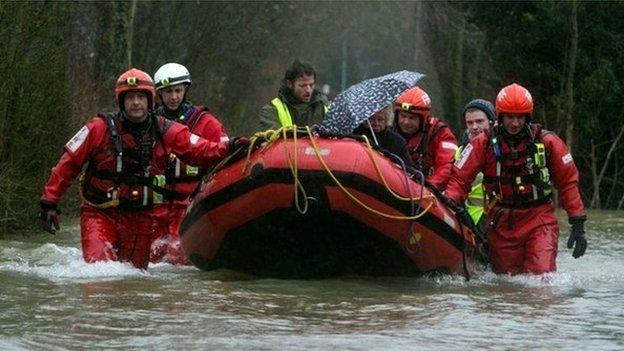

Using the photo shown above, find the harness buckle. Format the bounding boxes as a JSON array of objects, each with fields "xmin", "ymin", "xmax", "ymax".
[{"xmin": 535, "ymin": 143, "xmax": 546, "ymax": 167}]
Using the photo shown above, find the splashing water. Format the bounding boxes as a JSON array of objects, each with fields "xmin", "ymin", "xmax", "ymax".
[{"xmin": 1, "ymin": 210, "xmax": 623, "ymax": 350}]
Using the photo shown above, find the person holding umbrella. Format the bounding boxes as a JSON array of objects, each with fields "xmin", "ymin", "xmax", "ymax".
[
  {"xmin": 352, "ymin": 105, "xmax": 412, "ymax": 167},
  {"xmin": 394, "ymin": 87, "xmax": 458, "ymax": 191}
]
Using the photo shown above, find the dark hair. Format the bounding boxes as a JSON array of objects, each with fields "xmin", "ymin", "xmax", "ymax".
[{"xmin": 284, "ymin": 59, "xmax": 316, "ymax": 83}]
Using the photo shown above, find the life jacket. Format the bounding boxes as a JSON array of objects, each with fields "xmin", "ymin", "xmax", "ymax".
[
  {"xmin": 483, "ymin": 124, "xmax": 553, "ymax": 209},
  {"xmin": 271, "ymin": 97, "xmax": 330, "ymax": 127},
  {"xmin": 406, "ymin": 118, "xmax": 446, "ymax": 175},
  {"xmin": 155, "ymin": 104, "xmax": 215, "ymax": 203},
  {"xmin": 80, "ymin": 113, "xmax": 179, "ymax": 210}
]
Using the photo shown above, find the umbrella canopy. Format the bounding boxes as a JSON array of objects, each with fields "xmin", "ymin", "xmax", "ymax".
[{"xmin": 318, "ymin": 70, "xmax": 424, "ymax": 135}]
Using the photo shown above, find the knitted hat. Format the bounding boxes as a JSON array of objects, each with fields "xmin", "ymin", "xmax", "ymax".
[{"xmin": 462, "ymin": 99, "xmax": 495, "ymax": 125}]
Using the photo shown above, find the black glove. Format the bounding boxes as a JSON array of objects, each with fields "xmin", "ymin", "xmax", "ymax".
[
  {"xmin": 228, "ymin": 136, "xmax": 251, "ymax": 154},
  {"xmin": 452, "ymin": 202, "xmax": 473, "ymax": 228},
  {"xmin": 38, "ymin": 199, "xmax": 61, "ymax": 235},
  {"xmin": 444, "ymin": 196, "xmax": 477, "ymax": 230},
  {"xmin": 568, "ymin": 216, "xmax": 587, "ymax": 258}
]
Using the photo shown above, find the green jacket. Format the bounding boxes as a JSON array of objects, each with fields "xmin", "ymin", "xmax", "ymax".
[
  {"xmin": 456, "ymin": 144, "xmax": 485, "ymax": 226},
  {"xmin": 258, "ymin": 85, "xmax": 329, "ymax": 130}
]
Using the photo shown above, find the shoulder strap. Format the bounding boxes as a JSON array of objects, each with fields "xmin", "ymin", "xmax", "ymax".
[
  {"xmin": 271, "ymin": 97, "xmax": 293, "ymax": 127},
  {"xmin": 413, "ymin": 119, "xmax": 445, "ymax": 169},
  {"xmin": 98, "ymin": 113, "xmax": 123, "ymax": 178},
  {"xmin": 187, "ymin": 106, "xmax": 210, "ymax": 131}
]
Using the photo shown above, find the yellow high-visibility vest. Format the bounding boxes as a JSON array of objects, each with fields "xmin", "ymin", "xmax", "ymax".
[
  {"xmin": 271, "ymin": 97, "xmax": 330, "ymax": 127},
  {"xmin": 271, "ymin": 98, "xmax": 293, "ymax": 127}
]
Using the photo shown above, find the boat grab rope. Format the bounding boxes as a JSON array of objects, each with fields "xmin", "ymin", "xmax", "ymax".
[
  {"xmin": 283, "ymin": 126, "xmax": 309, "ymax": 214},
  {"xmin": 304, "ymin": 126, "xmax": 433, "ymax": 221},
  {"xmin": 207, "ymin": 125, "xmax": 435, "ymax": 220},
  {"xmin": 359, "ymin": 134, "xmax": 434, "ymax": 204}
]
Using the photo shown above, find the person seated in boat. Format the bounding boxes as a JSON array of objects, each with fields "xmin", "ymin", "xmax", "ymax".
[
  {"xmin": 393, "ymin": 87, "xmax": 458, "ymax": 191},
  {"xmin": 353, "ymin": 106, "xmax": 412, "ymax": 167},
  {"xmin": 149, "ymin": 63, "xmax": 230, "ymax": 265},
  {"xmin": 259, "ymin": 59, "xmax": 330, "ymax": 130}
]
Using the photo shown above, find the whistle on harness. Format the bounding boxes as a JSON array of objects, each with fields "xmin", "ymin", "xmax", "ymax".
[{"xmin": 130, "ymin": 187, "xmax": 141, "ymax": 200}]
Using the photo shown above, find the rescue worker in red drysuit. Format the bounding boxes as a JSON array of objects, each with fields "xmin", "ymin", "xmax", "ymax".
[
  {"xmin": 393, "ymin": 87, "xmax": 458, "ymax": 191},
  {"xmin": 149, "ymin": 63, "xmax": 229, "ymax": 265},
  {"xmin": 445, "ymin": 83, "xmax": 588, "ymax": 275},
  {"xmin": 37, "ymin": 68, "xmax": 247, "ymax": 269}
]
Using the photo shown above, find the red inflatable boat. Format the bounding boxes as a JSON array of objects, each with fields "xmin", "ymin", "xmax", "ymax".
[{"xmin": 179, "ymin": 130, "xmax": 485, "ymax": 278}]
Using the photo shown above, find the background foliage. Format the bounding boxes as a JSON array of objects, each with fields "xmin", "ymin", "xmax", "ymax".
[{"xmin": 1, "ymin": 1, "xmax": 623, "ymax": 236}]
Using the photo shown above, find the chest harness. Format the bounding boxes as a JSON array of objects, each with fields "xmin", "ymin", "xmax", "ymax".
[
  {"xmin": 483, "ymin": 124, "xmax": 553, "ymax": 210},
  {"xmin": 154, "ymin": 104, "xmax": 207, "ymax": 203},
  {"xmin": 407, "ymin": 120, "xmax": 445, "ymax": 175},
  {"xmin": 80, "ymin": 113, "xmax": 184, "ymax": 210}
]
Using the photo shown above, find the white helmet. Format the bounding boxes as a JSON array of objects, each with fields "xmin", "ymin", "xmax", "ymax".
[{"xmin": 154, "ymin": 63, "xmax": 191, "ymax": 90}]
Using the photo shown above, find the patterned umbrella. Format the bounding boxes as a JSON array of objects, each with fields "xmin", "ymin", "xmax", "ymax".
[{"xmin": 318, "ymin": 70, "xmax": 424, "ymax": 135}]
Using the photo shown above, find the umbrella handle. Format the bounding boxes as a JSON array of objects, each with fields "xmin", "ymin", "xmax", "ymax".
[{"xmin": 365, "ymin": 119, "xmax": 380, "ymax": 146}]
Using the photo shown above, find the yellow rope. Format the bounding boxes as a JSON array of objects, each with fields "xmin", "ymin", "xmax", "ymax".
[
  {"xmin": 304, "ymin": 126, "xmax": 433, "ymax": 220},
  {"xmin": 208, "ymin": 126, "xmax": 434, "ymax": 220},
  {"xmin": 286, "ymin": 126, "xmax": 308, "ymax": 214},
  {"xmin": 359, "ymin": 134, "xmax": 436, "ymax": 203}
]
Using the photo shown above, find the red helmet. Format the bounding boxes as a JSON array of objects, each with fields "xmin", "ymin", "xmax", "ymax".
[
  {"xmin": 495, "ymin": 83, "xmax": 533, "ymax": 119},
  {"xmin": 395, "ymin": 86, "xmax": 432, "ymax": 123},
  {"xmin": 115, "ymin": 68, "xmax": 156, "ymax": 108}
]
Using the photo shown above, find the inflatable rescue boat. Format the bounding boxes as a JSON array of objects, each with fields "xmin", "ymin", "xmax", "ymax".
[{"xmin": 179, "ymin": 129, "xmax": 485, "ymax": 278}]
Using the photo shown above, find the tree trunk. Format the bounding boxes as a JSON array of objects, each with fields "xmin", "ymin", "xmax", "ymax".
[
  {"xmin": 589, "ymin": 121, "xmax": 624, "ymax": 208},
  {"xmin": 413, "ymin": 1, "xmax": 423, "ymax": 67},
  {"xmin": 563, "ymin": 0, "xmax": 579, "ymax": 150},
  {"xmin": 125, "ymin": 0, "xmax": 138, "ymax": 67},
  {"xmin": 453, "ymin": 19, "xmax": 465, "ymax": 114},
  {"xmin": 0, "ymin": 3, "xmax": 25, "ymax": 239}
]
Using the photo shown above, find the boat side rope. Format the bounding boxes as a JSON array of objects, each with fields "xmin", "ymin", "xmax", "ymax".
[
  {"xmin": 207, "ymin": 126, "xmax": 435, "ymax": 220},
  {"xmin": 359, "ymin": 134, "xmax": 434, "ymax": 204},
  {"xmin": 283, "ymin": 126, "xmax": 309, "ymax": 214},
  {"xmin": 304, "ymin": 126, "xmax": 433, "ymax": 220}
]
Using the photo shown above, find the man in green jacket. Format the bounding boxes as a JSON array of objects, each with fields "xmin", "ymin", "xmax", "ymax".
[
  {"xmin": 456, "ymin": 98, "xmax": 496, "ymax": 231},
  {"xmin": 259, "ymin": 59, "xmax": 330, "ymax": 130}
]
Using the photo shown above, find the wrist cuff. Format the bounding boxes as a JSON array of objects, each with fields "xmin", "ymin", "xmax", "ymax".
[{"xmin": 568, "ymin": 215, "xmax": 587, "ymax": 225}]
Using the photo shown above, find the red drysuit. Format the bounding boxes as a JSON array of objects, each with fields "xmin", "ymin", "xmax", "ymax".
[
  {"xmin": 446, "ymin": 124, "xmax": 585, "ymax": 274},
  {"xmin": 151, "ymin": 105, "xmax": 228, "ymax": 264},
  {"xmin": 41, "ymin": 113, "xmax": 228, "ymax": 269}
]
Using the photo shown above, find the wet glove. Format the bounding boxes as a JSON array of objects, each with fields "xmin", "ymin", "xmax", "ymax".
[
  {"xmin": 38, "ymin": 199, "xmax": 60, "ymax": 235},
  {"xmin": 449, "ymin": 200, "xmax": 473, "ymax": 227},
  {"xmin": 228, "ymin": 136, "xmax": 251, "ymax": 154},
  {"xmin": 568, "ymin": 216, "xmax": 587, "ymax": 258}
]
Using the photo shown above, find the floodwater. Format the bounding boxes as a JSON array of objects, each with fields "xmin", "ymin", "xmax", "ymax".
[{"xmin": 1, "ymin": 210, "xmax": 623, "ymax": 350}]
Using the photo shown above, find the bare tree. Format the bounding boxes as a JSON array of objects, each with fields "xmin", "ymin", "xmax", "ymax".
[{"xmin": 563, "ymin": 0, "xmax": 579, "ymax": 149}]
